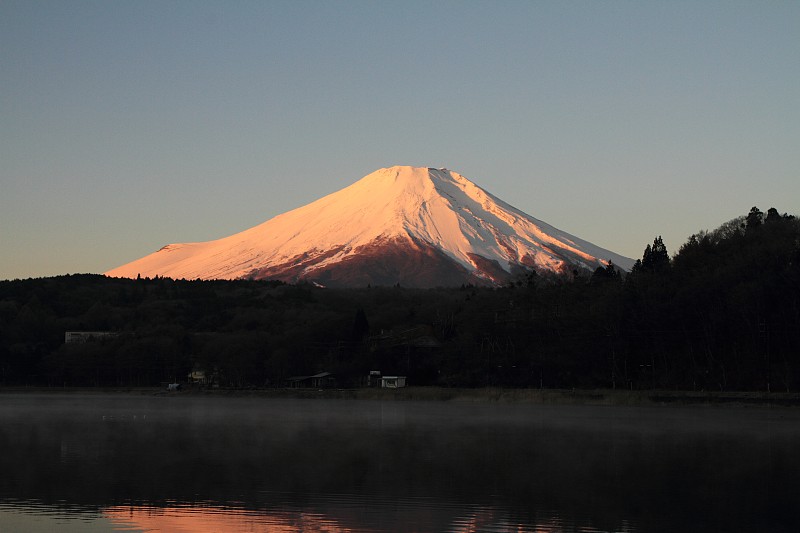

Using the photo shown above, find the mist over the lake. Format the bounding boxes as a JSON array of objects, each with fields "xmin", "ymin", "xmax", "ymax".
[{"xmin": 2, "ymin": 393, "xmax": 799, "ymax": 532}]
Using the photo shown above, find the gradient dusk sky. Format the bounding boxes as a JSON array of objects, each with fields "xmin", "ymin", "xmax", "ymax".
[{"xmin": 2, "ymin": 1, "xmax": 798, "ymax": 280}]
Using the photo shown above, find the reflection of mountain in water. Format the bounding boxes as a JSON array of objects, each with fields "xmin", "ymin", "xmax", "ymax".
[
  {"xmin": 104, "ymin": 499, "xmax": 585, "ymax": 533},
  {"xmin": 105, "ymin": 504, "xmax": 346, "ymax": 533}
]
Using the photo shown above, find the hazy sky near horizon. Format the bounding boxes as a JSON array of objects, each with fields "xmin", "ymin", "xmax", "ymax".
[{"xmin": 2, "ymin": 1, "xmax": 798, "ymax": 280}]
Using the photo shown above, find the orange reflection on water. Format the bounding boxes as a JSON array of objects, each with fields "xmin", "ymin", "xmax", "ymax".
[
  {"xmin": 105, "ymin": 504, "xmax": 352, "ymax": 533},
  {"xmin": 103, "ymin": 500, "xmax": 605, "ymax": 533}
]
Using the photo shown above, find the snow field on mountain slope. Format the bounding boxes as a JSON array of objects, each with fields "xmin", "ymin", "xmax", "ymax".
[{"xmin": 105, "ymin": 166, "xmax": 634, "ymax": 280}]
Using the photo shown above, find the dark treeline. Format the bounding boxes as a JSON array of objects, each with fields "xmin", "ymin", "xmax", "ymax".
[{"xmin": 1, "ymin": 206, "xmax": 798, "ymax": 391}]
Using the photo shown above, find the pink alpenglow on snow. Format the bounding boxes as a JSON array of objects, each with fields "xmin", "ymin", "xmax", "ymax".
[{"xmin": 105, "ymin": 166, "xmax": 634, "ymax": 287}]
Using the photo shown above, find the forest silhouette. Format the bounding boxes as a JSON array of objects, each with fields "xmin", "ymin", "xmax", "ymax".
[{"xmin": 1, "ymin": 207, "xmax": 797, "ymax": 391}]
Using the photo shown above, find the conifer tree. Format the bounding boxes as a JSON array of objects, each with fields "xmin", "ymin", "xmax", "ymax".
[
  {"xmin": 634, "ymin": 236, "xmax": 670, "ymax": 274},
  {"xmin": 745, "ymin": 206, "xmax": 763, "ymax": 231}
]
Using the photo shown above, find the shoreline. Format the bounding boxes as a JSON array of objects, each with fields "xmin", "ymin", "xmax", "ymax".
[{"xmin": 1, "ymin": 386, "xmax": 798, "ymax": 407}]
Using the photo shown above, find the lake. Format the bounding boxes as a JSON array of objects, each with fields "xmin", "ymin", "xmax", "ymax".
[{"xmin": 0, "ymin": 392, "xmax": 798, "ymax": 532}]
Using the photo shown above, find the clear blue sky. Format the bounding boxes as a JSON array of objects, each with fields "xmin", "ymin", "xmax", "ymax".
[{"xmin": 2, "ymin": 1, "xmax": 798, "ymax": 280}]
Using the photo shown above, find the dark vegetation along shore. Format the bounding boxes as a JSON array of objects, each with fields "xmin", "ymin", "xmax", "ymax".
[
  {"xmin": 1, "ymin": 206, "xmax": 798, "ymax": 393},
  {"xmin": 3, "ymin": 386, "xmax": 799, "ymax": 408}
]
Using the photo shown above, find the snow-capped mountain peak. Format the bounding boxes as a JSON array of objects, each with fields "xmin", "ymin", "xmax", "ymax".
[{"xmin": 105, "ymin": 166, "xmax": 634, "ymax": 287}]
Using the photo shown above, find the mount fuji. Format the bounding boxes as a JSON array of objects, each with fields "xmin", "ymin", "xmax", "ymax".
[{"xmin": 105, "ymin": 166, "xmax": 634, "ymax": 287}]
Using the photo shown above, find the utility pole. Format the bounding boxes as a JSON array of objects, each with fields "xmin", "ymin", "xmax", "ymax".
[{"xmin": 759, "ymin": 319, "xmax": 769, "ymax": 393}]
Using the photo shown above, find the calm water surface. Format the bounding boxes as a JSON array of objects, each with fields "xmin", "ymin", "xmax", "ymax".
[{"xmin": 1, "ymin": 393, "xmax": 798, "ymax": 532}]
